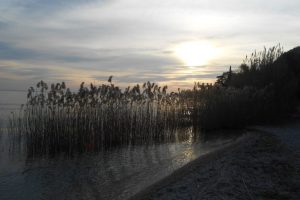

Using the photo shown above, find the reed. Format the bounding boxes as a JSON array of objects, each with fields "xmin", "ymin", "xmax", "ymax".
[
  {"xmin": 10, "ymin": 78, "xmax": 190, "ymax": 156},
  {"xmin": 8, "ymin": 45, "xmax": 300, "ymax": 156},
  {"xmin": 189, "ymin": 84, "xmax": 276, "ymax": 130}
]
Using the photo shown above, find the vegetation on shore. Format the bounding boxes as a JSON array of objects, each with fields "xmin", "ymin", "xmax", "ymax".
[
  {"xmin": 191, "ymin": 44, "xmax": 300, "ymax": 129},
  {"xmin": 8, "ymin": 45, "xmax": 300, "ymax": 155}
]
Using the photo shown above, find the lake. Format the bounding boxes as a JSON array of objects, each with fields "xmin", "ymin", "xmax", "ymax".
[
  {"xmin": 0, "ymin": 90, "xmax": 241, "ymax": 200},
  {"xmin": 0, "ymin": 91, "xmax": 27, "ymax": 127}
]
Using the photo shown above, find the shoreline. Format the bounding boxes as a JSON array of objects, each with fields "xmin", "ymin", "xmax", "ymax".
[{"xmin": 130, "ymin": 131, "xmax": 299, "ymax": 200}]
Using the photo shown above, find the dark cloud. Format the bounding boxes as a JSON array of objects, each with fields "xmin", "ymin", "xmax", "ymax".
[
  {"xmin": 0, "ymin": 21, "xmax": 8, "ymax": 29},
  {"xmin": 0, "ymin": 65, "xmax": 50, "ymax": 78},
  {"xmin": 11, "ymin": 0, "xmax": 101, "ymax": 16},
  {"xmin": 0, "ymin": 41, "xmax": 106, "ymax": 63},
  {"xmin": 0, "ymin": 42, "xmax": 39, "ymax": 60}
]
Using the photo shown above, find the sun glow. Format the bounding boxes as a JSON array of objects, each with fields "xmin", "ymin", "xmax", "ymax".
[{"xmin": 174, "ymin": 41, "xmax": 219, "ymax": 67}]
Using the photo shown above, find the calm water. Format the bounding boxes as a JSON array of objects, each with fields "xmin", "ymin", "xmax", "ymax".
[
  {"xmin": 0, "ymin": 91, "xmax": 241, "ymax": 200},
  {"xmin": 0, "ymin": 131, "xmax": 238, "ymax": 200},
  {"xmin": 0, "ymin": 91, "xmax": 27, "ymax": 127}
]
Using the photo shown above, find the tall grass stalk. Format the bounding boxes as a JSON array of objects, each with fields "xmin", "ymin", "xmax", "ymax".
[
  {"xmin": 8, "ymin": 45, "xmax": 300, "ymax": 156},
  {"xmin": 10, "ymin": 79, "xmax": 189, "ymax": 156}
]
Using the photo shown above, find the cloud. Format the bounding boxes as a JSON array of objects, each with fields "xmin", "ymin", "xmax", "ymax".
[
  {"xmin": 3, "ymin": 0, "xmax": 101, "ymax": 16},
  {"xmin": 0, "ymin": 0, "xmax": 300, "ymax": 91},
  {"xmin": 0, "ymin": 42, "xmax": 38, "ymax": 60}
]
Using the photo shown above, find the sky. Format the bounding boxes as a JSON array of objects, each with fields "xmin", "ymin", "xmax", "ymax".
[{"xmin": 0, "ymin": 0, "xmax": 300, "ymax": 91}]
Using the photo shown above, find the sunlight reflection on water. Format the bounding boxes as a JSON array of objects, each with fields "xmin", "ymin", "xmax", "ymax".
[
  {"xmin": 0, "ymin": 91, "xmax": 242, "ymax": 200},
  {"xmin": 0, "ymin": 128, "xmax": 239, "ymax": 200}
]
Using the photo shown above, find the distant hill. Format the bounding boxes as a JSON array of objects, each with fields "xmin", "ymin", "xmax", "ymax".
[
  {"xmin": 276, "ymin": 46, "xmax": 300, "ymax": 73},
  {"xmin": 274, "ymin": 46, "xmax": 300, "ymax": 99},
  {"xmin": 278, "ymin": 46, "xmax": 300, "ymax": 65}
]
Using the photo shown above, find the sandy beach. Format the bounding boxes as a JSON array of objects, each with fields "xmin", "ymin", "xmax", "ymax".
[{"xmin": 130, "ymin": 130, "xmax": 300, "ymax": 200}]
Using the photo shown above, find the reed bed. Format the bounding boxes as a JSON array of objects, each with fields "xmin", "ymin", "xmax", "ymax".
[
  {"xmin": 189, "ymin": 45, "xmax": 299, "ymax": 130},
  {"xmin": 7, "ymin": 45, "xmax": 300, "ymax": 156},
  {"xmin": 9, "ymin": 78, "xmax": 190, "ymax": 155},
  {"xmin": 189, "ymin": 84, "xmax": 277, "ymax": 130}
]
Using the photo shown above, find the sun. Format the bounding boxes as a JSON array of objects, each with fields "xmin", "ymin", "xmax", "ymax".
[{"xmin": 174, "ymin": 41, "xmax": 219, "ymax": 67}]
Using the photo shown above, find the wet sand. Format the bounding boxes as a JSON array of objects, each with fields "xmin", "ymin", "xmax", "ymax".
[{"xmin": 130, "ymin": 131, "xmax": 299, "ymax": 200}]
